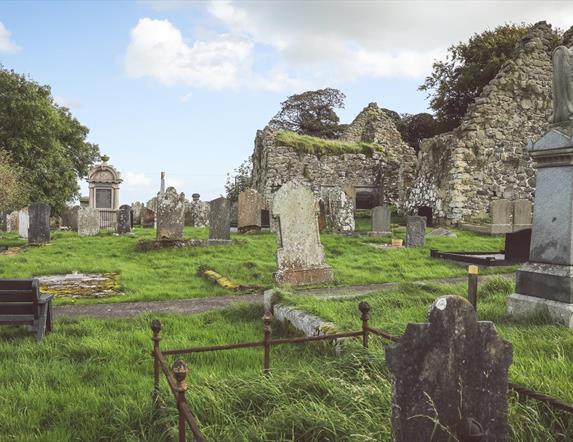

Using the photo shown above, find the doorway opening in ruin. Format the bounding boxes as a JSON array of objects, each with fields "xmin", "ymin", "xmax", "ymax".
[
  {"xmin": 356, "ymin": 192, "xmax": 374, "ymax": 209},
  {"xmin": 261, "ymin": 209, "xmax": 270, "ymax": 228},
  {"xmin": 417, "ymin": 206, "xmax": 433, "ymax": 227}
]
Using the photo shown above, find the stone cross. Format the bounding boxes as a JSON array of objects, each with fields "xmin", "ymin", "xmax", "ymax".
[
  {"xmin": 405, "ymin": 215, "xmax": 426, "ymax": 247},
  {"xmin": 156, "ymin": 187, "xmax": 185, "ymax": 240},
  {"xmin": 209, "ymin": 197, "xmax": 231, "ymax": 240},
  {"xmin": 371, "ymin": 205, "xmax": 391, "ymax": 236},
  {"xmin": 28, "ymin": 203, "xmax": 51, "ymax": 245},
  {"xmin": 18, "ymin": 208, "xmax": 29, "ymax": 240},
  {"xmin": 272, "ymin": 181, "xmax": 333, "ymax": 285},
  {"xmin": 78, "ymin": 207, "xmax": 100, "ymax": 236},
  {"xmin": 238, "ymin": 189, "xmax": 263, "ymax": 233},
  {"xmin": 116, "ymin": 205, "xmax": 132, "ymax": 234},
  {"xmin": 386, "ymin": 296, "xmax": 512, "ymax": 442}
]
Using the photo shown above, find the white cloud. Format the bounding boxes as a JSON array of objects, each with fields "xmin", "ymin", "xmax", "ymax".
[
  {"xmin": 124, "ymin": 171, "xmax": 152, "ymax": 189},
  {"xmin": 0, "ymin": 22, "xmax": 19, "ymax": 53}
]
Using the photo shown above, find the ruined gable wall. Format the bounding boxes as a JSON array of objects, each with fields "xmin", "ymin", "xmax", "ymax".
[{"xmin": 406, "ymin": 22, "xmax": 555, "ymax": 223}]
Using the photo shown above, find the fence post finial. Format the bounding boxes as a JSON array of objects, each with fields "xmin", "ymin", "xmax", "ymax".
[
  {"xmin": 359, "ymin": 301, "xmax": 371, "ymax": 349},
  {"xmin": 173, "ymin": 359, "xmax": 189, "ymax": 442},
  {"xmin": 151, "ymin": 319, "xmax": 162, "ymax": 401}
]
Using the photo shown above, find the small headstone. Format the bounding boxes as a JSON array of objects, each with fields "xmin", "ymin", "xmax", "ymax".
[
  {"xmin": 491, "ymin": 199, "xmax": 512, "ymax": 233},
  {"xmin": 370, "ymin": 205, "xmax": 391, "ymax": 236},
  {"xmin": 272, "ymin": 181, "xmax": 333, "ymax": 285},
  {"xmin": 18, "ymin": 208, "xmax": 29, "ymax": 239},
  {"xmin": 117, "ymin": 205, "xmax": 132, "ymax": 234},
  {"xmin": 238, "ymin": 189, "xmax": 263, "ymax": 233},
  {"xmin": 405, "ymin": 216, "xmax": 426, "ymax": 247},
  {"xmin": 156, "ymin": 187, "xmax": 185, "ymax": 240},
  {"xmin": 209, "ymin": 197, "xmax": 231, "ymax": 240},
  {"xmin": 28, "ymin": 203, "xmax": 51, "ymax": 245},
  {"xmin": 141, "ymin": 207, "xmax": 155, "ymax": 228},
  {"xmin": 513, "ymin": 199, "xmax": 532, "ymax": 231},
  {"xmin": 78, "ymin": 207, "xmax": 100, "ymax": 236},
  {"xmin": 386, "ymin": 295, "xmax": 512, "ymax": 441}
]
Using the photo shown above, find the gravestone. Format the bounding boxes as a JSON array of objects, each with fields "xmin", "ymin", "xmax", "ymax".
[
  {"xmin": 78, "ymin": 207, "xmax": 100, "ymax": 236},
  {"xmin": 490, "ymin": 199, "xmax": 513, "ymax": 234},
  {"xmin": 61, "ymin": 206, "xmax": 79, "ymax": 231},
  {"xmin": 141, "ymin": 208, "xmax": 155, "ymax": 228},
  {"xmin": 187, "ymin": 193, "xmax": 210, "ymax": 228},
  {"xmin": 513, "ymin": 199, "xmax": 533, "ymax": 231},
  {"xmin": 209, "ymin": 197, "xmax": 231, "ymax": 240},
  {"xmin": 7, "ymin": 211, "xmax": 19, "ymax": 232},
  {"xmin": 238, "ymin": 189, "xmax": 263, "ymax": 233},
  {"xmin": 272, "ymin": 181, "xmax": 333, "ymax": 285},
  {"xmin": 370, "ymin": 206, "xmax": 391, "ymax": 236},
  {"xmin": 116, "ymin": 205, "xmax": 132, "ymax": 234},
  {"xmin": 156, "ymin": 187, "xmax": 185, "ymax": 240},
  {"xmin": 28, "ymin": 203, "xmax": 51, "ymax": 245},
  {"xmin": 386, "ymin": 295, "xmax": 512, "ymax": 441},
  {"xmin": 0, "ymin": 212, "xmax": 6, "ymax": 231},
  {"xmin": 18, "ymin": 208, "xmax": 29, "ymax": 239},
  {"xmin": 323, "ymin": 187, "xmax": 355, "ymax": 232},
  {"xmin": 131, "ymin": 202, "xmax": 144, "ymax": 225},
  {"xmin": 405, "ymin": 216, "xmax": 425, "ymax": 247}
]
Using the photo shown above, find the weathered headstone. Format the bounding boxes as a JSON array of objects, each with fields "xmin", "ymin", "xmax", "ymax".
[
  {"xmin": 78, "ymin": 207, "xmax": 100, "ymax": 236},
  {"xmin": 28, "ymin": 203, "xmax": 51, "ymax": 245},
  {"xmin": 187, "ymin": 193, "xmax": 210, "ymax": 228},
  {"xmin": 156, "ymin": 187, "xmax": 185, "ymax": 240},
  {"xmin": 387, "ymin": 295, "xmax": 512, "ymax": 441},
  {"xmin": 117, "ymin": 205, "xmax": 132, "ymax": 234},
  {"xmin": 370, "ymin": 205, "xmax": 391, "ymax": 236},
  {"xmin": 513, "ymin": 199, "xmax": 533, "ymax": 231},
  {"xmin": 18, "ymin": 208, "xmax": 29, "ymax": 239},
  {"xmin": 141, "ymin": 208, "xmax": 155, "ymax": 228},
  {"xmin": 7, "ymin": 211, "xmax": 19, "ymax": 232},
  {"xmin": 0, "ymin": 212, "xmax": 6, "ymax": 231},
  {"xmin": 405, "ymin": 215, "xmax": 425, "ymax": 247},
  {"xmin": 131, "ymin": 202, "xmax": 145, "ymax": 225},
  {"xmin": 490, "ymin": 199, "xmax": 512, "ymax": 234},
  {"xmin": 323, "ymin": 187, "xmax": 355, "ymax": 232},
  {"xmin": 209, "ymin": 197, "xmax": 231, "ymax": 241},
  {"xmin": 272, "ymin": 181, "xmax": 333, "ymax": 285},
  {"xmin": 238, "ymin": 189, "xmax": 263, "ymax": 233}
]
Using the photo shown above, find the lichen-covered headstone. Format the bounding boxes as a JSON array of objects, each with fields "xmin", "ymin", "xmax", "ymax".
[
  {"xmin": 117, "ymin": 205, "xmax": 132, "ymax": 234},
  {"xmin": 238, "ymin": 189, "xmax": 263, "ymax": 233},
  {"xmin": 386, "ymin": 296, "xmax": 512, "ymax": 442},
  {"xmin": 18, "ymin": 208, "xmax": 29, "ymax": 239},
  {"xmin": 141, "ymin": 207, "xmax": 155, "ymax": 228},
  {"xmin": 7, "ymin": 211, "xmax": 19, "ymax": 232},
  {"xmin": 28, "ymin": 203, "xmax": 51, "ymax": 245},
  {"xmin": 78, "ymin": 207, "xmax": 100, "ymax": 236},
  {"xmin": 405, "ymin": 215, "xmax": 426, "ymax": 247},
  {"xmin": 272, "ymin": 181, "xmax": 333, "ymax": 285},
  {"xmin": 371, "ymin": 205, "xmax": 391, "ymax": 235},
  {"xmin": 187, "ymin": 193, "xmax": 210, "ymax": 228},
  {"xmin": 156, "ymin": 187, "xmax": 185, "ymax": 240},
  {"xmin": 323, "ymin": 187, "xmax": 355, "ymax": 232},
  {"xmin": 513, "ymin": 199, "xmax": 532, "ymax": 231},
  {"xmin": 209, "ymin": 197, "xmax": 231, "ymax": 240}
]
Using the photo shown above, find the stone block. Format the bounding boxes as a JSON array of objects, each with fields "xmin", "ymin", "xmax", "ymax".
[{"xmin": 507, "ymin": 293, "xmax": 573, "ymax": 328}]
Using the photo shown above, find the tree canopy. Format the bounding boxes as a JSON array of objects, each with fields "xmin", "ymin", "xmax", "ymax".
[
  {"xmin": 269, "ymin": 88, "xmax": 346, "ymax": 139},
  {"xmin": 0, "ymin": 150, "xmax": 27, "ymax": 213},
  {"xmin": 225, "ymin": 158, "xmax": 252, "ymax": 202},
  {"xmin": 419, "ymin": 23, "xmax": 558, "ymax": 131},
  {"xmin": 0, "ymin": 67, "xmax": 100, "ymax": 213}
]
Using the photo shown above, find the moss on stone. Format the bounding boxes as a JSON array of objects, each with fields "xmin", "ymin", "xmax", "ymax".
[{"xmin": 275, "ymin": 131, "xmax": 382, "ymax": 155}]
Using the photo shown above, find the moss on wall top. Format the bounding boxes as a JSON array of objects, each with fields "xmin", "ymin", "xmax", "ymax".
[{"xmin": 275, "ymin": 131, "xmax": 383, "ymax": 155}]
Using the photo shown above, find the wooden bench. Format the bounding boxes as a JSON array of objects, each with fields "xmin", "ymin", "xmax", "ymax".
[{"xmin": 0, "ymin": 279, "xmax": 53, "ymax": 340}]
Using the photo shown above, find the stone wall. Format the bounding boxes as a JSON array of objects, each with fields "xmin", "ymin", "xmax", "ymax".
[
  {"xmin": 406, "ymin": 22, "xmax": 557, "ymax": 223},
  {"xmin": 251, "ymin": 102, "xmax": 416, "ymax": 211}
]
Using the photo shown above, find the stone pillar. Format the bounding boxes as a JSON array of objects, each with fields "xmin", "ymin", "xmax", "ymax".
[
  {"xmin": 370, "ymin": 206, "xmax": 391, "ymax": 236},
  {"xmin": 405, "ymin": 216, "xmax": 426, "ymax": 248},
  {"xmin": 28, "ymin": 203, "xmax": 51, "ymax": 245},
  {"xmin": 117, "ymin": 205, "xmax": 132, "ymax": 234},
  {"xmin": 209, "ymin": 197, "xmax": 231, "ymax": 241},
  {"xmin": 508, "ymin": 125, "xmax": 573, "ymax": 327}
]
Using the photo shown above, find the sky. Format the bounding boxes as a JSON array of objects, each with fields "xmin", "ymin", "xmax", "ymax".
[{"xmin": 1, "ymin": 0, "xmax": 572, "ymax": 205}]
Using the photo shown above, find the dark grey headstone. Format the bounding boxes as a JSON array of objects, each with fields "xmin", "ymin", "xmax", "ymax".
[
  {"xmin": 117, "ymin": 205, "xmax": 132, "ymax": 234},
  {"xmin": 405, "ymin": 216, "xmax": 426, "ymax": 247},
  {"xmin": 386, "ymin": 296, "xmax": 512, "ymax": 442},
  {"xmin": 28, "ymin": 203, "xmax": 51, "ymax": 245},
  {"xmin": 209, "ymin": 197, "xmax": 231, "ymax": 240}
]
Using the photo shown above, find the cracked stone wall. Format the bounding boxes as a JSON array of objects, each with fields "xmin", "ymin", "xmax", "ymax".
[{"xmin": 406, "ymin": 22, "xmax": 558, "ymax": 223}]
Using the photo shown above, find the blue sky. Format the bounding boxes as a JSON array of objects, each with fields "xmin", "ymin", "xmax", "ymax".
[{"xmin": 1, "ymin": 1, "xmax": 572, "ymax": 204}]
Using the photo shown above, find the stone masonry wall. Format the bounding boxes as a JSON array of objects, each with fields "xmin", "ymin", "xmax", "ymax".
[{"xmin": 406, "ymin": 21, "xmax": 556, "ymax": 223}]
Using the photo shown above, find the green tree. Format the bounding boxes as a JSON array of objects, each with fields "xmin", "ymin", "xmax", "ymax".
[
  {"xmin": 270, "ymin": 88, "xmax": 346, "ymax": 139},
  {"xmin": 0, "ymin": 150, "xmax": 27, "ymax": 212},
  {"xmin": 225, "ymin": 158, "xmax": 252, "ymax": 202},
  {"xmin": 419, "ymin": 23, "xmax": 559, "ymax": 131},
  {"xmin": 0, "ymin": 67, "xmax": 100, "ymax": 213},
  {"xmin": 398, "ymin": 113, "xmax": 442, "ymax": 153}
]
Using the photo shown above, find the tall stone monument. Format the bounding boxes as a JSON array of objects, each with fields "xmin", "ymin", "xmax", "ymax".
[
  {"xmin": 28, "ymin": 203, "xmax": 51, "ymax": 245},
  {"xmin": 387, "ymin": 296, "xmax": 512, "ymax": 441},
  {"xmin": 238, "ymin": 189, "xmax": 263, "ymax": 233},
  {"xmin": 156, "ymin": 187, "xmax": 185, "ymax": 240},
  {"xmin": 86, "ymin": 155, "xmax": 122, "ymax": 228},
  {"xmin": 272, "ymin": 181, "xmax": 333, "ymax": 285},
  {"xmin": 209, "ymin": 197, "xmax": 231, "ymax": 241},
  {"xmin": 116, "ymin": 205, "xmax": 132, "ymax": 234},
  {"xmin": 508, "ymin": 41, "xmax": 573, "ymax": 327},
  {"xmin": 370, "ymin": 205, "xmax": 391, "ymax": 236},
  {"xmin": 18, "ymin": 208, "xmax": 29, "ymax": 239}
]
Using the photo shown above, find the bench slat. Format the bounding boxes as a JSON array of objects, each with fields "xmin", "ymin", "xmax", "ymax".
[
  {"xmin": 0, "ymin": 303, "xmax": 36, "ymax": 315},
  {"xmin": 0, "ymin": 290, "xmax": 36, "ymax": 302},
  {"xmin": 0, "ymin": 315, "xmax": 34, "ymax": 325},
  {"xmin": 0, "ymin": 280, "xmax": 36, "ymax": 290}
]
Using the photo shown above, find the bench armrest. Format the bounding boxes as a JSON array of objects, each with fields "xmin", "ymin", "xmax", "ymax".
[{"xmin": 39, "ymin": 294, "xmax": 54, "ymax": 304}]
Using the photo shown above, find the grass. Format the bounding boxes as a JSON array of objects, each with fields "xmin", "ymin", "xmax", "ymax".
[
  {"xmin": 0, "ymin": 226, "xmax": 511, "ymax": 305},
  {"xmin": 275, "ymin": 131, "xmax": 381, "ymax": 155}
]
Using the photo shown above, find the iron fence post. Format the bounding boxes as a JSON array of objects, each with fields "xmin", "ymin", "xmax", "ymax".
[
  {"xmin": 263, "ymin": 312, "xmax": 273, "ymax": 375},
  {"xmin": 359, "ymin": 301, "xmax": 371, "ymax": 349},
  {"xmin": 151, "ymin": 319, "xmax": 162, "ymax": 401},
  {"xmin": 173, "ymin": 359, "xmax": 189, "ymax": 442},
  {"xmin": 468, "ymin": 265, "xmax": 479, "ymax": 312}
]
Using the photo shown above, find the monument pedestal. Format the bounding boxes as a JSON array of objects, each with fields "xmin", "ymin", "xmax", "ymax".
[
  {"xmin": 508, "ymin": 293, "xmax": 573, "ymax": 328},
  {"xmin": 273, "ymin": 265, "xmax": 333, "ymax": 286}
]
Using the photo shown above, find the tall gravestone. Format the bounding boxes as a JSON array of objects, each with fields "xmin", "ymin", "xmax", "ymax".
[
  {"xmin": 508, "ymin": 42, "xmax": 573, "ymax": 327},
  {"xmin": 117, "ymin": 205, "xmax": 132, "ymax": 234},
  {"xmin": 323, "ymin": 187, "xmax": 355, "ymax": 233},
  {"xmin": 28, "ymin": 203, "xmax": 51, "ymax": 245},
  {"xmin": 512, "ymin": 199, "xmax": 533, "ymax": 231},
  {"xmin": 387, "ymin": 296, "xmax": 512, "ymax": 441},
  {"xmin": 370, "ymin": 205, "xmax": 391, "ymax": 236},
  {"xmin": 78, "ymin": 207, "xmax": 100, "ymax": 236},
  {"xmin": 156, "ymin": 187, "xmax": 185, "ymax": 240},
  {"xmin": 238, "ymin": 189, "xmax": 263, "ymax": 233},
  {"xmin": 405, "ymin": 216, "xmax": 425, "ymax": 247},
  {"xmin": 18, "ymin": 208, "xmax": 29, "ymax": 240},
  {"xmin": 272, "ymin": 181, "xmax": 333, "ymax": 285},
  {"xmin": 490, "ymin": 199, "xmax": 513, "ymax": 234},
  {"xmin": 209, "ymin": 197, "xmax": 231, "ymax": 241}
]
